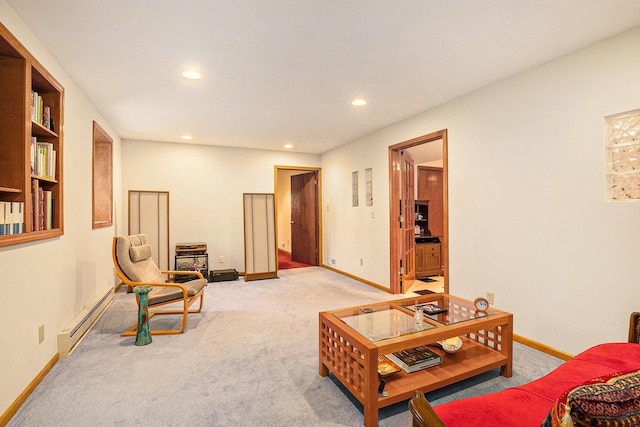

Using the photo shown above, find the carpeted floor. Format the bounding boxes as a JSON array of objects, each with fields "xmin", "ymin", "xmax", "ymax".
[
  {"xmin": 278, "ymin": 249, "xmax": 313, "ymax": 269},
  {"xmin": 8, "ymin": 267, "xmax": 563, "ymax": 426}
]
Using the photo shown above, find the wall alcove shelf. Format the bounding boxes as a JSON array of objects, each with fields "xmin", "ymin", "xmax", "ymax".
[{"xmin": 0, "ymin": 22, "xmax": 64, "ymax": 248}]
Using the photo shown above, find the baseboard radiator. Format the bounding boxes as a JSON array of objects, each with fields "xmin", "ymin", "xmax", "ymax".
[{"xmin": 57, "ymin": 285, "xmax": 114, "ymax": 359}]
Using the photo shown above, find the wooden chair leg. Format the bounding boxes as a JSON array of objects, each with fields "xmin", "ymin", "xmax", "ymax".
[
  {"xmin": 629, "ymin": 312, "xmax": 640, "ymax": 344},
  {"xmin": 121, "ymin": 291, "xmax": 205, "ymax": 336}
]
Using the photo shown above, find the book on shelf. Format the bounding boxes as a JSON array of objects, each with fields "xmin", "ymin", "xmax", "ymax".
[
  {"xmin": 31, "ymin": 91, "xmax": 37, "ymax": 122},
  {"xmin": 30, "ymin": 180, "xmax": 52, "ymax": 231},
  {"xmin": 39, "ymin": 187, "xmax": 44, "ymax": 230},
  {"xmin": 0, "ymin": 201, "xmax": 25, "ymax": 235},
  {"xmin": 0, "ymin": 202, "xmax": 5, "ymax": 236},
  {"xmin": 31, "ymin": 141, "xmax": 56, "ymax": 180},
  {"xmin": 45, "ymin": 191, "xmax": 52, "ymax": 230},
  {"xmin": 385, "ymin": 345, "xmax": 442, "ymax": 373},
  {"xmin": 31, "ymin": 90, "xmax": 43, "ymax": 124},
  {"xmin": 30, "ymin": 137, "xmax": 35, "ymax": 175},
  {"xmin": 31, "ymin": 179, "xmax": 39, "ymax": 231},
  {"xmin": 10, "ymin": 201, "xmax": 23, "ymax": 234},
  {"xmin": 30, "ymin": 91, "xmax": 53, "ymax": 130},
  {"xmin": 42, "ymin": 106, "xmax": 50, "ymax": 128},
  {"xmin": 2, "ymin": 201, "xmax": 8, "ymax": 236},
  {"xmin": 16, "ymin": 201, "xmax": 24, "ymax": 233}
]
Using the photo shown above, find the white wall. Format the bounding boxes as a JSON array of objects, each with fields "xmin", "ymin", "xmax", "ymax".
[
  {"xmin": 321, "ymin": 27, "xmax": 640, "ymax": 355},
  {"xmin": 322, "ymin": 137, "xmax": 390, "ymax": 280},
  {"xmin": 121, "ymin": 140, "xmax": 320, "ymax": 271},
  {"xmin": 3, "ymin": 0, "xmax": 639, "ymax": 415},
  {"xmin": 0, "ymin": 0, "xmax": 122, "ymax": 416}
]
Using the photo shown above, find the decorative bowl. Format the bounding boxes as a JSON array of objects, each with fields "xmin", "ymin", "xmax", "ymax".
[{"xmin": 438, "ymin": 336, "xmax": 463, "ymax": 353}]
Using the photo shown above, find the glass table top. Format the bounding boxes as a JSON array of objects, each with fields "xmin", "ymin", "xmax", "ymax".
[
  {"xmin": 338, "ymin": 304, "xmax": 436, "ymax": 342},
  {"xmin": 399, "ymin": 298, "xmax": 498, "ymax": 326},
  {"xmin": 334, "ymin": 296, "xmax": 499, "ymax": 343}
]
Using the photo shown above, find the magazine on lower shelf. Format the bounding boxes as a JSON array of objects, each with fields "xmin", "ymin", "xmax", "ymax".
[{"xmin": 385, "ymin": 345, "xmax": 442, "ymax": 373}]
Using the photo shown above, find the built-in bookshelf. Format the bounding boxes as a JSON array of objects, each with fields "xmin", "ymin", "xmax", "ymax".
[{"xmin": 0, "ymin": 22, "xmax": 64, "ymax": 247}]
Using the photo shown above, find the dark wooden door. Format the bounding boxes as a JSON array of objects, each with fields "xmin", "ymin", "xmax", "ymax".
[{"xmin": 291, "ymin": 171, "xmax": 318, "ymax": 265}]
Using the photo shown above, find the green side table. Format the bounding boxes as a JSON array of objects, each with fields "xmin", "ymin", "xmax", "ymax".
[{"xmin": 133, "ymin": 285, "xmax": 153, "ymax": 346}]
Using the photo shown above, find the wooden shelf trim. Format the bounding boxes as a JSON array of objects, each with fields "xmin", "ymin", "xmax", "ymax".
[
  {"xmin": 31, "ymin": 175, "xmax": 58, "ymax": 184},
  {"xmin": 0, "ymin": 228, "xmax": 63, "ymax": 248},
  {"xmin": 0, "ymin": 187, "xmax": 22, "ymax": 193},
  {"xmin": 31, "ymin": 120, "xmax": 58, "ymax": 138}
]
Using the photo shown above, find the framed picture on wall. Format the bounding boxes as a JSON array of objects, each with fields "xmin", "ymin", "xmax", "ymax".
[
  {"xmin": 352, "ymin": 171, "xmax": 359, "ymax": 207},
  {"xmin": 366, "ymin": 167, "xmax": 373, "ymax": 206},
  {"xmin": 92, "ymin": 121, "xmax": 113, "ymax": 228}
]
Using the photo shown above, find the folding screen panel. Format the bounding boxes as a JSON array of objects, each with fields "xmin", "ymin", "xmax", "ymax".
[
  {"xmin": 243, "ymin": 193, "xmax": 277, "ymax": 281},
  {"xmin": 128, "ymin": 190, "xmax": 170, "ymax": 271}
]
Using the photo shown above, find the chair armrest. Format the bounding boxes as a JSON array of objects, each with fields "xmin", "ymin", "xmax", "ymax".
[
  {"xmin": 125, "ymin": 280, "xmax": 189, "ymax": 290},
  {"xmin": 113, "ymin": 275, "xmax": 189, "ymax": 293},
  {"xmin": 162, "ymin": 270, "xmax": 205, "ymax": 280},
  {"xmin": 409, "ymin": 391, "xmax": 447, "ymax": 427}
]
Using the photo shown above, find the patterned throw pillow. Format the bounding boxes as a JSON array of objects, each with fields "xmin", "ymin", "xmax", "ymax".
[{"xmin": 541, "ymin": 369, "xmax": 640, "ymax": 427}]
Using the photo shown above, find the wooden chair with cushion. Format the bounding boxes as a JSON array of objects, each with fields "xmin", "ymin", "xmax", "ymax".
[
  {"xmin": 630, "ymin": 312, "xmax": 640, "ymax": 344},
  {"xmin": 409, "ymin": 390, "xmax": 447, "ymax": 427},
  {"xmin": 112, "ymin": 234, "xmax": 207, "ymax": 336}
]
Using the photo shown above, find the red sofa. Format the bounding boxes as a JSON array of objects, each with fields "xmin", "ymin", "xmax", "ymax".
[{"xmin": 411, "ymin": 342, "xmax": 640, "ymax": 426}]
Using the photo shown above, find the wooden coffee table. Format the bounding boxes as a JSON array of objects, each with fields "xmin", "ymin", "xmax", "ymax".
[{"xmin": 319, "ymin": 293, "xmax": 513, "ymax": 426}]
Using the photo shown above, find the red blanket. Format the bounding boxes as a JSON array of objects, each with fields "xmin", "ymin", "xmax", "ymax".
[{"xmin": 434, "ymin": 343, "xmax": 640, "ymax": 426}]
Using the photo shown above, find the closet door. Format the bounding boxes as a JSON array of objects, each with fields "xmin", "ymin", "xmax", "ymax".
[
  {"xmin": 128, "ymin": 190, "xmax": 170, "ymax": 271},
  {"xmin": 243, "ymin": 193, "xmax": 277, "ymax": 281}
]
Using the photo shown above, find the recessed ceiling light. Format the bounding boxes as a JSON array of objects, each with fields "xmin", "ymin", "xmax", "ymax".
[
  {"xmin": 352, "ymin": 99, "xmax": 367, "ymax": 106},
  {"xmin": 181, "ymin": 70, "xmax": 201, "ymax": 80},
  {"xmin": 181, "ymin": 135, "xmax": 192, "ymax": 140},
  {"xmin": 284, "ymin": 144, "xmax": 294, "ymax": 149}
]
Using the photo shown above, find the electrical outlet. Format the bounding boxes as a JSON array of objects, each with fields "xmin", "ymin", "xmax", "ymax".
[
  {"xmin": 328, "ymin": 257, "xmax": 335, "ymax": 265},
  {"xmin": 219, "ymin": 255, "xmax": 224, "ymax": 263},
  {"xmin": 38, "ymin": 324, "xmax": 45, "ymax": 344},
  {"xmin": 486, "ymin": 292, "xmax": 494, "ymax": 305},
  {"xmin": 360, "ymin": 258, "xmax": 364, "ymax": 266}
]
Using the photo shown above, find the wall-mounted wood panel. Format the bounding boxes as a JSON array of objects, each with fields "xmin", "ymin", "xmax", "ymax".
[
  {"xmin": 128, "ymin": 190, "xmax": 170, "ymax": 271},
  {"xmin": 243, "ymin": 193, "xmax": 277, "ymax": 281},
  {"xmin": 92, "ymin": 121, "xmax": 113, "ymax": 228}
]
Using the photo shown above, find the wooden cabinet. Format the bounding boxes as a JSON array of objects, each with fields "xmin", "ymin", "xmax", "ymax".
[
  {"xmin": 417, "ymin": 166, "xmax": 443, "ymax": 237},
  {"xmin": 0, "ymin": 23, "xmax": 64, "ymax": 247},
  {"xmin": 414, "ymin": 201, "xmax": 429, "ymax": 236},
  {"xmin": 415, "ymin": 242, "xmax": 441, "ymax": 278}
]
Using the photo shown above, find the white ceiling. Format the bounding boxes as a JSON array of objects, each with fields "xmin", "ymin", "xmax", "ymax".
[{"xmin": 7, "ymin": 1, "xmax": 640, "ymax": 154}]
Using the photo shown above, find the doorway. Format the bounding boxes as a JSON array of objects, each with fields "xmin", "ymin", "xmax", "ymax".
[
  {"xmin": 274, "ymin": 166, "xmax": 322, "ymax": 269},
  {"xmin": 389, "ymin": 130, "xmax": 449, "ymax": 294}
]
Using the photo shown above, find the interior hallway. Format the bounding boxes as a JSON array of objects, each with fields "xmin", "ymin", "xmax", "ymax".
[{"xmin": 406, "ymin": 276, "xmax": 445, "ymax": 295}]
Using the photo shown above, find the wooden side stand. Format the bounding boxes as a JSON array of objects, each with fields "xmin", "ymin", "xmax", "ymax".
[{"xmin": 319, "ymin": 294, "xmax": 513, "ymax": 427}]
